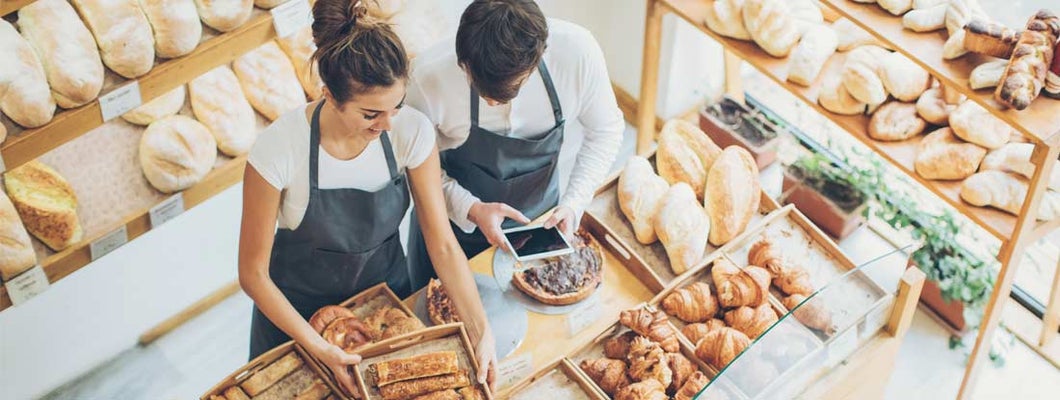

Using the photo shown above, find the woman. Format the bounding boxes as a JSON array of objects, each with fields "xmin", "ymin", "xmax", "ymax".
[{"xmin": 238, "ymin": 0, "xmax": 496, "ymax": 394}]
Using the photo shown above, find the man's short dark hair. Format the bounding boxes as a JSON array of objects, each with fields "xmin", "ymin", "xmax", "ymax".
[{"xmin": 456, "ymin": 0, "xmax": 548, "ymax": 103}]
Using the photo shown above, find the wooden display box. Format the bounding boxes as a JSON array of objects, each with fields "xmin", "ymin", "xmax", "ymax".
[
  {"xmin": 201, "ymin": 341, "xmax": 341, "ymax": 400},
  {"xmin": 338, "ymin": 282, "xmax": 419, "ymax": 322},
  {"xmin": 506, "ymin": 358, "xmax": 608, "ymax": 400},
  {"xmin": 352, "ymin": 323, "xmax": 493, "ymax": 400}
]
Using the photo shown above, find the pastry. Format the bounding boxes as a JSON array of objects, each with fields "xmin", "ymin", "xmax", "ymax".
[
  {"xmin": 681, "ymin": 319, "xmax": 726, "ymax": 345},
  {"xmin": 995, "ymin": 10, "xmax": 1060, "ymax": 110},
  {"xmin": 626, "ymin": 336, "xmax": 673, "ymax": 390},
  {"xmin": 654, "ymin": 183, "xmax": 711, "ymax": 275},
  {"xmin": 782, "ymin": 294, "xmax": 836, "ymax": 334},
  {"xmin": 724, "ymin": 304, "xmax": 779, "ymax": 339},
  {"xmin": 377, "ymin": 372, "xmax": 470, "ymax": 400},
  {"xmin": 373, "ymin": 352, "xmax": 460, "ymax": 387},
  {"xmin": 411, "ymin": 390, "xmax": 460, "ymax": 400},
  {"xmin": 970, "ymin": 60, "xmax": 1009, "ymax": 90},
  {"xmin": 140, "ymin": 0, "xmax": 202, "ymax": 58},
  {"xmin": 694, "ymin": 327, "xmax": 751, "ymax": 371},
  {"xmin": 869, "ymin": 102, "xmax": 927, "ymax": 141},
  {"xmin": 915, "ymin": 87, "xmax": 959, "ymax": 125},
  {"xmin": 309, "ymin": 305, "xmax": 356, "ymax": 334},
  {"xmin": 18, "ymin": 0, "xmax": 105, "ymax": 108},
  {"xmin": 189, "ymin": 66, "xmax": 257, "ymax": 157},
  {"xmin": 787, "ymin": 24, "xmax": 838, "ymax": 87},
  {"xmin": 705, "ymin": 146, "xmax": 760, "ymax": 246},
  {"xmin": 981, "ymin": 143, "xmax": 1060, "ymax": 191},
  {"xmin": 903, "ymin": 4, "xmax": 947, "ymax": 32},
  {"xmin": 963, "ymin": 20, "xmax": 1021, "ymax": 58},
  {"xmin": 139, "ymin": 115, "xmax": 218, "ymax": 193},
  {"xmin": 943, "ymin": 30, "xmax": 970, "ymax": 60},
  {"xmin": 223, "ymin": 386, "xmax": 251, "ymax": 400},
  {"xmin": 619, "ymin": 308, "xmax": 680, "ymax": 353},
  {"xmin": 277, "ymin": 26, "xmax": 324, "ymax": 100},
  {"xmin": 949, "ymin": 101, "xmax": 1012, "ymax": 150},
  {"xmin": 0, "ymin": 19, "xmax": 55, "ymax": 128},
  {"xmin": 704, "ymin": 0, "xmax": 751, "ymax": 41},
  {"xmin": 742, "ymin": 0, "xmax": 801, "ymax": 57},
  {"xmin": 240, "ymin": 352, "xmax": 304, "ymax": 396},
  {"xmin": 842, "ymin": 45, "xmax": 890, "ymax": 106},
  {"xmin": 194, "ymin": 0, "xmax": 253, "ymax": 32},
  {"xmin": 946, "ymin": 0, "xmax": 989, "ymax": 36},
  {"xmin": 0, "ymin": 190, "xmax": 37, "ymax": 281},
  {"xmin": 662, "ymin": 282, "xmax": 718, "ymax": 323},
  {"xmin": 834, "ymin": 18, "xmax": 890, "ymax": 52},
  {"xmin": 364, "ymin": 306, "xmax": 422, "ymax": 341},
  {"xmin": 879, "ymin": 0, "xmax": 912, "ymax": 15},
  {"xmin": 253, "ymin": 366, "xmax": 317, "ymax": 400},
  {"xmin": 122, "ymin": 86, "xmax": 186, "ymax": 126},
  {"xmin": 321, "ymin": 317, "xmax": 371, "ymax": 353},
  {"xmin": 656, "ymin": 119, "xmax": 722, "ymax": 200},
  {"xmin": 914, "ymin": 128, "xmax": 987, "ymax": 180},
  {"xmin": 674, "ymin": 371, "xmax": 710, "ymax": 400},
  {"xmin": 71, "ymin": 0, "xmax": 155, "ymax": 79},
  {"xmin": 667, "ymin": 352, "xmax": 696, "ymax": 395},
  {"xmin": 617, "ymin": 156, "xmax": 669, "ymax": 244},
  {"xmin": 294, "ymin": 379, "xmax": 331, "ymax": 400},
  {"xmin": 614, "ymin": 379, "xmax": 667, "ymax": 400},
  {"xmin": 878, "ymin": 52, "xmax": 931, "ymax": 102},
  {"xmin": 604, "ymin": 331, "xmax": 638, "ymax": 360},
  {"xmin": 579, "ymin": 358, "xmax": 630, "ymax": 396},
  {"xmin": 233, "ymin": 41, "xmax": 306, "ymax": 121},
  {"xmin": 961, "ymin": 170, "xmax": 1060, "ymax": 220},
  {"xmin": 748, "ymin": 239, "xmax": 815, "ymax": 296},
  {"xmin": 427, "ymin": 278, "xmax": 461, "ymax": 325},
  {"xmin": 456, "ymin": 386, "xmax": 485, "ymax": 400},
  {"xmin": 789, "ymin": 0, "xmax": 824, "ymax": 35},
  {"xmin": 4, "ymin": 160, "xmax": 83, "ymax": 251},
  {"xmin": 818, "ymin": 74, "xmax": 868, "ymax": 116},
  {"xmin": 511, "ymin": 228, "xmax": 603, "ymax": 305},
  {"xmin": 712, "ymin": 257, "xmax": 770, "ymax": 308},
  {"xmin": 380, "ymin": 314, "xmax": 426, "ymax": 339}
]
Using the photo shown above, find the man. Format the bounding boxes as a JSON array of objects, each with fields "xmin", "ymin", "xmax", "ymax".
[{"xmin": 406, "ymin": 0, "xmax": 624, "ymax": 286}]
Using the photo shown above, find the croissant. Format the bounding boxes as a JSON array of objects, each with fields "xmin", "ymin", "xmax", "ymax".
[
  {"xmin": 695, "ymin": 327, "xmax": 751, "ymax": 371},
  {"xmin": 712, "ymin": 258, "xmax": 771, "ymax": 308},
  {"xmin": 364, "ymin": 306, "xmax": 412, "ymax": 340},
  {"xmin": 580, "ymin": 358, "xmax": 631, "ymax": 396},
  {"xmin": 381, "ymin": 314, "xmax": 426, "ymax": 339},
  {"xmin": 627, "ymin": 336, "xmax": 673, "ymax": 390},
  {"xmin": 674, "ymin": 371, "xmax": 711, "ymax": 400},
  {"xmin": 615, "ymin": 379, "xmax": 668, "ymax": 400},
  {"xmin": 725, "ymin": 304, "xmax": 779, "ymax": 339},
  {"xmin": 783, "ymin": 294, "xmax": 836, "ymax": 334},
  {"xmin": 620, "ymin": 309, "xmax": 681, "ymax": 353},
  {"xmin": 662, "ymin": 282, "xmax": 719, "ymax": 323},
  {"xmin": 604, "ymin": 331, "xmax": 640, "ymax": 360},
  {"xmin": 667, "ymin": 352, "xmax": 697, "ymax": 395},
  {"xmin": 681, "ymin": 319, "xmax": 726, "ymax": 345},
  {"xmin": 748, "ymin": 239, "xmax": 815, "ymax": 296}
]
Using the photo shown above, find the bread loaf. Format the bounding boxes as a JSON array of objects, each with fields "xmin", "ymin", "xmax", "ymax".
[
  {"xmin": 995, "ymin": 10, "xmax": 1060, "ymax": 111},
  {"xmin": 654, "ymin": 183, "xmax": 710, "ymax": 275},
  {"xmin": 277, "ymin": 27, "xmax": 323, "ymax": 100},
  {"xmin": 961, "ymin": 170, "xmax": 1060, "ymax": 220},
  {"xmin": 4, "ymin": 160, "xmax": 82, "ymax": 251},
  {"xmin": 0, "ymin": 190, "xmax": 38, "ymax": 281},
  {"xmin": 0, "ymin": 20, "xmax": 55, "ymax": 128},
  {"xmin": 18, "ymin": 0, "xmax": 104, "ymax": 108},
  {"xmin": 903, "ymin": 4, "xmax": 946, "ymax": 32},
  {"xmin": 705, "ymin": 147, "xmax": 760, "ymax": 246},
  {"xmin": 787, "ymin": 25, "xmax": 838, "ymax": 87},
  {"xmin": 71, "ymin": 0, "xmax": 155, "ymax": 79},
  {"xmin": 970, "ymin": 60, "xmax": 1009, "ymax": 90},
  {"xmin": 914, "ymin": 127, "xmax": 987, "ymax": 180},
  {"xmin": 372, "ymin": 352, "xmax": 460, "ymax": 387},
  {"xmin": 190, "ymin": 66, "xmax": 257, "ymax": 156},
  {"xmin": 122, "ymin": 86, "xmax": 185, "ymax": 126},
  {"xmin": 240, "ymin": 352, "xmax": 304, "ymax": 396},
  {"xmin": 963, "ymin": 20, "xmax": 1021, "ymax": 58},
  {"xmin": 789, "ymin": 0, "xmax": 824, "ymax": 35},
  {"xmin": 878, "ymin": 0, "xmax": 912, "ymax": 16},
  {"xmin": 949, "ymin": 101, "xmax": 1012, "ymax": 150},
  {"xmin": 915, "ymin": 87, "xmax": 958, "ymax": 125},
  {"xmin": 981, "ymin": 143, "xmax": 1060, "ymax": 192},
  {"xmin": 878, "ymin": 51, "xmax": 931, "ymax": 102},
  {"xmin": 618, "ymin": 156, "xmax": 669, "ymax": 245},
  {"xmin": 233, "ymin": 41, "xmax": 305, "ymax": 121},
  {"xmin": 140, "ymin": 0, "xmax": 202, "ymax": 58},
  {"xmin": 140, "ymin": 115, "xmax": 218, "ymax": 193},
  {"xmin": 869, "ymin": 102, "xmax": 926, "ymax": 141},
  {"xmin": 704, "ymin": 0, "xmax": 751, "ymax": 41},
  {"xmin": 194, "ymin": 0, "xmax": 253, "ymax": 32},
  {"xmin": 818, "ymin": 74, "xmax": 867, "ymax": 115},
  {"xmin": 842, "ymin": 45, "xmax": 890, "ymax": 106},
  {"xmin": 742, "ymin": 0, "xmax": 801, "ymax": 58},
  {"xmin": 834, "ymin": 18, "xmax": 890, "ymax": 51},
  {"xmin": 656, "ymin": 119, "xmax": 722, "ymax": 200}
]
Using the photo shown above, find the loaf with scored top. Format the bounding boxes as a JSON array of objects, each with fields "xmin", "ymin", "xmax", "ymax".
[{"xmin": 4, "ymin": 160, "xmax": 82, "ymax": 251}]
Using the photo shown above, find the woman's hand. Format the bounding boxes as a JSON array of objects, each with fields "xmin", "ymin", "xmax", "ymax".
[
  {"xmin": 310, "ymin": 341, "xmax": 363, "ymax": 398},
  {"xmin": 472, "ymin": 327, "xmax": 498, "ymax": 391}
]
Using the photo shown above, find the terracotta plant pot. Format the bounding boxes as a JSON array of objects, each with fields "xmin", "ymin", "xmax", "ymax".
[
  {"xmin": 699, "ymin": 96, "xmax": 780, "ymax": 170},
  {"xmin": 781, "ymin": 170, "xmax": 867, "ymax": 240},
  {"xmin": 908, "ymin": 260, "xmax": 968, "ymax": 332}
]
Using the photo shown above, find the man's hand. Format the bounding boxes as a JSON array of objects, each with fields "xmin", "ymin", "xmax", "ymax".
[
  {"xmin": 543, "ymin": 205, "xmax": 578, "ymax": 238},
  {"xmin": 468, "ymin": 202, "xmax": 530, "ymax": 251}
]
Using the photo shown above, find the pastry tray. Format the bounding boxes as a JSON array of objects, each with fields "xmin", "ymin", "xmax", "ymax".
[
  {"xmin": 338, "ymin": 282, "xmax": 420, "ymax": 323},
  {"xmin": 507, "ymin": 357, "xmax": 607, "ymax": 400},
  {"xmin": 412, "ymin": 273, "xmax": 528, "ymax": 360},
  {"xmin": 201, "ymin": 341, "xmax": 340, "ymax": 400}
]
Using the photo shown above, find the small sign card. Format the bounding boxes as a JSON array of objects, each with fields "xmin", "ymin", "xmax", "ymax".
[
  {"xmin": 6, "ymin": 265, "xmax": 50, "ymax": 305},
  {"xmin": 271, "ymin": 0, "xmax": 313, "ymax": 38},
  {"xmin": 90, "ymin": 225, "xmax": 129, "ymax": 261},
  {"xmin": 99, "ymin": 81, "xmax": 142, "ymax": 122},
  {"xmin": 496, "ymin": 353, "xmax": 534, "ymax": 391},
  {"xmin": 149, "ymin": 195, "xmax": 185, "ymax": 228},
  {"xmin": 566, "ymin": 301, "xmax": 602, "ymax": 337}
]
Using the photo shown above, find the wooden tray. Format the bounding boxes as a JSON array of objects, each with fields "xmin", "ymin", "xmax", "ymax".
[
  {"xmin": 201, "ymin": 341, "xmax": 341, "ymax": 400},
  {"xmin": 507, "ymin": 357, "xmax": 607, "ymax": 400},
  {"xmin": 352, "ymin": 323, "xmax": 493, "ymax": 400},
  {"xmin": 338, "ymin": 282, "xmax": 419, "ymax": 323}
]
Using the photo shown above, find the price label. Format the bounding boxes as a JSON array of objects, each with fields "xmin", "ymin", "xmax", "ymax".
[
  {"xmin": 90, "ymin": 225, "xmax": 129, "ymax": 261},
  {"xmin": 150, "ymin": 195, "xmax": 185, "ymax": 228},
  {"xmin": 496, "ymin": 353, "xmax": 533, "ymax": 391},
  {"xmin": 0, "ymin": 153, "xmax": 6, "ymax": 174},
  {"xmin": 271, "ymin": 0, "xmax": 313, "ymax": 38},
  {"xmin": 566, "ymin": 301, "xmax": 601, "ymax": 337},
  {"xmin": 99, "ymin": 81, "xmax": 142, "ymax": 122},
  {"xmin": 826, "ymin": 326, "xmax": 859, "ymax": 368},
  {"xmin": 6, "ymin": 265, "xmax": 50, "ymax": 305}
]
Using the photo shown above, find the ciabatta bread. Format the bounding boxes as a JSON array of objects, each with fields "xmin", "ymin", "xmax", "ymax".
[
  {"xmin": 618, "ymin": 156, "xmax": 670, "ymax": 245},
  {"xmin": 233, "ymin": 41, "xmax": 305, "ymax": 121},
  {"xmin": 961, "ymin": 170, "xmax": 1060, "ymax": 220},
  {"xmin": 276, "ymin": 27, "xmax": 323, "ymax": 101},
  {"xmin": 970, "ymin": 60, "xmax": 1009, "ymax": 89},
  {"xmin": 704, "ymin": 147, "xmax": 760, "ymax": 246},
  {"xmin": 654, "ymin": 183, "xmax": 710, "ymax": 275},
  {"xmin": 140, "ymin": 115, "xmax": 218, "ymax": 193},
  {"xmin": 194, "ymin": 0, "xmax": 253, "ymax": 32},
  {"xmin": 742, "ymin": 0, "xmax": 801, "ymax": 57},
  {"xmin": 139, "ymin": 0, "xmax": 202, "ymax": 58},
  {"xmin": 818, "ymin": 74, "xmax": 867, "ymax": 115},
  {"xmin": 18, "ymin": 0, "xmax": 104, "ymax": 108},
  {"xmin": 189, "ymin": 66, "xmax": 257, "ymax": 157},
  {"xmin": 71, "ymin": 0, "xmax": 155, "ymax": 79},
  {"xmin": 869, "ymin": 102, "xmax": 926, "ymax": 141},
  {"xmin": 995, "ymin": 10, "xmax": 1060, "ymax": 110},
  {"xmin": 788, "ymin": 25, "xmax": 838, "ymax": 87},
  {"xmin": 704, "ymin": 0, "xmax": 751, "ymax": 41},
  {"xmin": 903, "ymin": 4, "xmax": 946, "ymax": 32},
  {"xmin": 915, "ymin": 87, "xmax": 958, "ymax": 125},
  {"xmin": 914, "ymin": 127, "xmax": 987, "ymax": 180},
  {"xmin": 122, "ymin": 85, "xmax": 185, "ymax": 126},
  {"xmin": 949, "ymin": 101, "xmax": 1012, "ymax": 150},
  {"xmin": 0, "ymin": 190, "xmax": 37, "ymax": 281},
  {"xmin": 0, "ymin": 19, "xmax": 55, "ymax": 128},
  {"xmin": 877, "ymin": 51, "xmax": 931, "ymax": 102},
  {"xmin": 656, "ymin": 119, "xmax": 722, "ymax": 201},
  {"xmin": 4, "ymin": 160, "xmax": 82, "ymax": 251},
  {"xmin": 981, "ymin": 143, "xmax": 1060, "ymax": 192},
  {"xmin": 842, "ymin": 45, "xmax": 890, "ymax": 106}
]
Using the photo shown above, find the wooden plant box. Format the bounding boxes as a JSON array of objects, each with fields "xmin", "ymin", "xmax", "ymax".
[
  {"xmin": 908, "ymin": 260, "xmax": 967, "ymax": 332},
  {"xmin": 201, "ymin": 341, "xmax": 341, "ymax": 400},
  {"xmin": 506, "ymin": 357, "xmax": 608, "ymax": 400},
  {"xmin": 781, "ymin": 170, "xmax": 867, "ymax": 241},
  {"xmin": 699, "ymin": 96, "xmax": 780, "ymax": 171}
]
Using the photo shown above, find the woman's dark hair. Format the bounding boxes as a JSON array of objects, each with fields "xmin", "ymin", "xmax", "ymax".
[
  {"xmin": 311, "ymin": 0, "xmax": 409, "ymax": 104},
  {"xmin": 456, "ymin": 0, "xmax": 548, "ymax": 103}
]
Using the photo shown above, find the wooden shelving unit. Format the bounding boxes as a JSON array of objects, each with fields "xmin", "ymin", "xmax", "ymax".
[{"xmin": 636, "ymin": 0, "xmax": 1060, "ymax": 398}]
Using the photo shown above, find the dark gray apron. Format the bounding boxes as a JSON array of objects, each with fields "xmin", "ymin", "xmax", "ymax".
[
  {"xmin": 407, "ymin": 62, "xmax": 565, "ymax": 289},
  {"xmin": 249, "ymin": 101, "xmax": 412, "ymax": 359}
]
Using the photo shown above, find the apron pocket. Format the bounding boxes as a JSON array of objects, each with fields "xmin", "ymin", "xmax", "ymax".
[{"xmin": 289, "ymin": 247, "xmax": 382, "ymax": 300}]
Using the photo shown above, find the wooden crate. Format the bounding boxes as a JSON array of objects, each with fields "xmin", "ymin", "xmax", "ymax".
[
  {"xmin": 201, "ymin": 341, "xmax": 341, "ymax": 400},
  {"xmin": 338, "ymin": 282, "xmax": 419, "ymax": 322},
  {"xmin": 506, "ymin": 357, "xmax": 608, "ymax": 400}
]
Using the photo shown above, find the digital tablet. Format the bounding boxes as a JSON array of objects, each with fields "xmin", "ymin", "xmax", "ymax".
[{"xmin": 501, "ymin": 225, "xmax": 575, "ymax": 262}]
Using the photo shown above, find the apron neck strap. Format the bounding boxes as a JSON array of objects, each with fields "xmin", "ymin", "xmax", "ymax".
[
  {"xmin": 469, "ymin": 61, "xmax": 563, "ymax": 128},
  {"xmin": 380, "ymin": 131, "xmax": 399, "ymax": 179},
  {"xmin": 309, "ymin": 101, "xmax": 326, "ymax": 190}
]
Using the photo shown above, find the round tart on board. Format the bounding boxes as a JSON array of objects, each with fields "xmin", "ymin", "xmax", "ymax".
[{"xmin": 510, "ymin": 229, "xmax": 604, "ymax": 306}]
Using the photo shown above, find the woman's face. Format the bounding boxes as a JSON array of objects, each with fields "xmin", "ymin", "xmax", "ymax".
[{"xmin": 327, "ymin": 81, "xmax": 407, "ymax": 140}]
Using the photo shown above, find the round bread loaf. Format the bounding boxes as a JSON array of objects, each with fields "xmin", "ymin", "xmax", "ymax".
[{"xmin": 139, "ymin": 115, "xmax": 217, "ymax": 193}]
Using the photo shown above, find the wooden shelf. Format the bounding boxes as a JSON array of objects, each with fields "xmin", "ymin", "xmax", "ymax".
[
  {"xmin": 1, "ymin": 0, "xmax": 35, "ymax": 16},
  {"xmin": 818, "ymin": 0, "xmax": 1060, "ymax": 145},
  {"xmin": 0, "ymin": 11, "xmax": 277, "ymax": 172}
]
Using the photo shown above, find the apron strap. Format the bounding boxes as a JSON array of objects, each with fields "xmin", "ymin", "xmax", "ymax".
[
  {"xmin": 537, "ymin": 61, "xmax": 563, "ymax": 125},
  {"xmin": 380, "ymin": 131, "xmax": 399, "ymax": 179},
  {"xmin": 309, "ymin": 101, "xmax": 326, "ymax": 190},
  {"xmin": 470, "ymin": 85, "xmax": 481, "ymax": 127}
]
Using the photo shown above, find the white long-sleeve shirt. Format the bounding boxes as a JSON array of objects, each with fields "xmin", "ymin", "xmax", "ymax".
[{"xmin": 407, "ymin": 18, "xmax": 625, "ymax": 233}]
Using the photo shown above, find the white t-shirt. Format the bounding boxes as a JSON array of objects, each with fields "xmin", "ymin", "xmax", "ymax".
[{"xmin": 248, "ymin": 103, "xmax": 436, "ymax": 230}]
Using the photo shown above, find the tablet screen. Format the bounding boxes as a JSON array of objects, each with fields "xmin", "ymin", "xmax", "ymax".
[{"xmin": 504, "ymin": 226, "xmax": 571, "ymax": 258}]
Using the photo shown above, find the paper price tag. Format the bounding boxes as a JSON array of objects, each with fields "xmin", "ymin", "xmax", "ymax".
[
  {"xmin": 90, "ymin": 225, "xmax": 129, "ymax": 261},
  {"xmin": 99, "ymin": 81, "xmax": 142, "ymax": 122},
  {"xmin": 496, "ymin": 353, "xmax": 533, "ymax": 391},
  {"xmin": 6, "ymin": 265, "xmax": 50, "ymax": 305},
  {"xmin": 150, "ymin": 195, "xmax": 185, "ymax": 228},
  {"xmin": 566, "ymin": 301, "xmax": 601, "ymax": 337},
  {"xmin": 826, "ymin": 327, "xmax": 859, "ymax": 368},
  {"xmin": 271, "ymin": 0, "xmax": 313, "ymax": 38}
]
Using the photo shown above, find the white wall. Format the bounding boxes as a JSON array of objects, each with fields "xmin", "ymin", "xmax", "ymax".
[{"xmin": 0, "ymin": 1, "xmax": 723, "ymax": 398}]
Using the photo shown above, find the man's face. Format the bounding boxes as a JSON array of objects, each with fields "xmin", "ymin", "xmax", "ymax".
[{"xmin": 466, "ymin": 68, "xmax": 534, "ymax": 106}]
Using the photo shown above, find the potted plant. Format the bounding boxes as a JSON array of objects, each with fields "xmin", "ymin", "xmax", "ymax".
[
  {"xmin": 781, "ymin": 153, "xmax": 868, "ymax": 240},
  {"xmin": 699, "ymin": 95, "xmax": 782, "ymax": 170}
]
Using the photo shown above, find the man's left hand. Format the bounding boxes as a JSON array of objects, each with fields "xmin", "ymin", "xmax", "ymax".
[{"xmin": 543, "ymin": 205, "xmax": 579, "ymax": 238}]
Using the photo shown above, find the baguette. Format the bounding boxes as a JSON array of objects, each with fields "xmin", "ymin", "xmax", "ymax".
[
  {"xmin": 240, "ymin": 352, "xmax": 304, "ymax": 396},
  {"xmin": 963, "ymin": 20, "xmax": 1021, "ymax": 58},
  {"xmin": 18, "ymin": 0, "xmax": 105, "ymax": 109},
  {"xmin": 378, "ymin": 372, "xmax": 471, "ymax": 400},
  {"xmin": 372, "ymin": 351, "xmax": 461, "ymax": 387},
  {"xmin": 0, "ymin": 19, "xmax": 55, "ymax": 128},
  {"xmin": 71, "ymin": 0, "xmax": 155, "ymax": 79},
  {"xmin": 995, "ymin": 10, "xmax": 1060, "ymax": 111}
]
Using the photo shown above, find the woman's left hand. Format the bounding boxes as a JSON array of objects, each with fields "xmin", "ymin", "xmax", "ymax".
[{"xmin": 472, "ymin": 326, "xmax": 498, "ymax": 391}]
